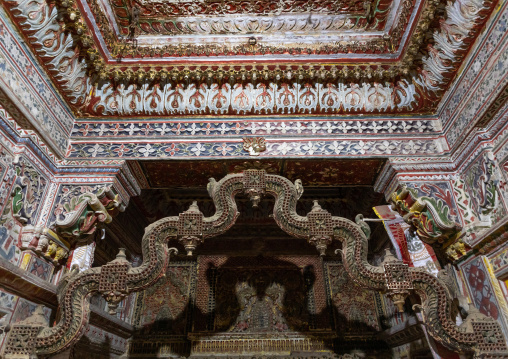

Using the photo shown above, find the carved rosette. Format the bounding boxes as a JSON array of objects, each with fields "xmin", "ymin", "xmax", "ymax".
[{"xmin": 3, "ymin": 171, "xmax": 507, "ymax": 358}]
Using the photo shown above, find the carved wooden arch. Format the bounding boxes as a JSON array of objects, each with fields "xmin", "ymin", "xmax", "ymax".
[{"xmin": 3, "ymin": 170, "xmax": 508, "ymax": 358}]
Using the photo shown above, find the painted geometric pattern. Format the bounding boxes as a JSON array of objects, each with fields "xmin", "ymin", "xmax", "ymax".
[
  {"xmin": 20, "ymin": 252, "xmax": 54, "ymax": 282},
  {"xmin": 71, "ymin": 119, "xmax": 437, "ymax": 139},
  {"xmin": 491, "ymin": 249, "xmax": 508, "ymax": 279},
  {"xmin": 68, "ymin": 139, "xmax": 440, "ymax": 159},
  {"xmin": 461, "ymin": 256, "xmax": 500, "ymax": 320}
]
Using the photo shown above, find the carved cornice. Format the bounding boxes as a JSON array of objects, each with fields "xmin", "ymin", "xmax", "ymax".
[
  {"xmin": 87, "ymin": 0, "xmax": 404, "ymax": 56},
  {"xmin": 108, "ymin": 0, "xmax": 389, "ymax": 36},
  {"xmin": 2, "ymin": 170, "xmax": 507, "ymax": 358}
]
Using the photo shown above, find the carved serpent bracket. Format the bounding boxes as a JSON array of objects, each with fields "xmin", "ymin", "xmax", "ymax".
[
  {"xmin": 389, "ymin": 184, "xmax": 462, "ymax": 244},
  {"xmin": 2, "ymin": 171, "xmax": 507, "ymax": 358}
]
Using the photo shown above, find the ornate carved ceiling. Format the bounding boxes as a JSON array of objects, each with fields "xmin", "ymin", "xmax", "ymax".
[
  {"xmin": 95, "ymin": 0, "xmax": 399, "ymax": 54},
  {"xmin": 2, "ymin": 0, "xmax": 498, "ymax": 117}
]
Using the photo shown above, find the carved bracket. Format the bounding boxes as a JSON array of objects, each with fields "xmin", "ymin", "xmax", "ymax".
[
  {"xmin": 54, "ymin": 186, "xmax": 125, "ymax": 244},
  {"xmin": 17, "ymin": 187, "xmax": 125, "ymax": 266},
  {"xmin": 389, "ymin": 184, "xmax": 462, "ymax": 244}
]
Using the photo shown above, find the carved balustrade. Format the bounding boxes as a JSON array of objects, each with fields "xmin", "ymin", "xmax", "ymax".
[{"xmin": 2, "ymin": 170, "xmax": 507, "ymax": 358}]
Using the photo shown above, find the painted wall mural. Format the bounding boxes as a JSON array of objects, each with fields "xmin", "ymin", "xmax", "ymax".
[
  {"xmin": 464, "ymin": 150, "xmax": 507, "ymax": 224},
  {"xmin": 133, "ymin": 262, "xmax": 196, "ymax": 334},
  {"xmin": 460, "ymin": 255, "xmax": 508, "ymax": 338},
  {"xmin": 324, "ymin": 262, "xmax": 381, "ymax": 334}
]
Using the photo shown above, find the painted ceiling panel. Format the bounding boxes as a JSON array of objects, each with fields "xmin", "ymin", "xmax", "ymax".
[{"xmin": 136, "ymin": 158, "xmax": 386, "ymax": 188}]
